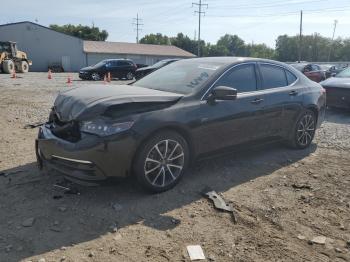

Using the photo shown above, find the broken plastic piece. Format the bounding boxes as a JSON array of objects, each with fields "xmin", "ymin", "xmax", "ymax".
[
  {"xmin": 187, "ymin": 245, "xmax": 205, "ymax": 260},
  {"xmin": 204, "ymin": 190, "xmax": 237, "ymax": 223}
]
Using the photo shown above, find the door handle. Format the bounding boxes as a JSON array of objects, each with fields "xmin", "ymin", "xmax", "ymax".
[
  {"xmin": 250, "ymin": 98, "xmax": 264, "ymax": 104},
  {"xmin": 289, "ymin": 90, "xmax": 298, "ymax": 96}
]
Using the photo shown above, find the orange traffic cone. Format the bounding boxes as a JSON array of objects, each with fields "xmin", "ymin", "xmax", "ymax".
[
  {"xmin": 66, "ymin": 75, "xmax": 72, "ymax": 84},
  {"xmin": 11, "ymin": 71, "xmax": 16, "ymax": 79},
  {"xmin": 103, "ymin": 74, "xmax": 107, "ymax": 84},
  {"xmin": 107, "ymin": 72, "xmax": 111, "ymax": 83},
  {"xmin": 48, "ymin": 69, "xmax": 52, "ymax": 80}
]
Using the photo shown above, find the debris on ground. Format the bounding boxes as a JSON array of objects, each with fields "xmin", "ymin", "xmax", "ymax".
[
  {"xmin": 291, "ymin": 183, "xmax": 312, "ymax": 190},
  {"xmin": 203, "ymin": 189, "xmax": 237, "ymax": 223},
  {"xmin": 186, "ymin": 245, "xmax": 206, "ymax": 261},
  {"xmin": 310, "ymin": 236, "xmax": 327, "ymax": 245},
  {"xmin": 22, "ymin": 217, "xmax": 35, "ymax": 227},
  {"xmin": 23, "ymin": 122, "xmax": 45, "ymax": 129},
  {"xmin": 54, "ymin": 181, "xmax": 81, "ymax": 195}
]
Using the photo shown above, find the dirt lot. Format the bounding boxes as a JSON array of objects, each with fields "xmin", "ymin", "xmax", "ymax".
[{"xmin": 0, "ymin": 73, "xmax": 349, "ymax": 262}]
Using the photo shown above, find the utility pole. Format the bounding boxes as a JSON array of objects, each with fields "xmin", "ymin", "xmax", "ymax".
[
  {"xmin": 192, "ymin": 0, "xmax": 208, "ymax": 57},
  {"xmin": 298, "ymin": 10, "xmax": 303, "ymax": 63},
  {"xmin": 327, "ymin": 20, "xmax": 338, "ymax": 62},
  {"xmin": 133, "ymin": 13, "xmax": 143, "ymax": 44}
]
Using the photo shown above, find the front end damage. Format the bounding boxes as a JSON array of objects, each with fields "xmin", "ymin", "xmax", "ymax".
[
  {"xmin": 36, "ymin": 111, "xmax": 137, "ymax": 185},
  {"xmin": 35, "ymin": 84, "xmax": 182, "ymax": 184}
]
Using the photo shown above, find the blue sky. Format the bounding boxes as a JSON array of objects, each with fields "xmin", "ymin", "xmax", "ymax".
[{"xmin": 1, "ymin": 0, "xmax": 350, "ymax": 47}]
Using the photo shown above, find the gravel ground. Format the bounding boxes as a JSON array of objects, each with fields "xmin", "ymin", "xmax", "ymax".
[{"xmin": 0, "ymin": 73, "xmax": 349, "ymax": 262}]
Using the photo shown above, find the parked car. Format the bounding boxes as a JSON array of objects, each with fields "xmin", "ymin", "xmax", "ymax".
[
  {"xmin": 320, "ymin": 67, "xmax": 350, "ymax": 109},
  {"xmin": 326, "ymin": 65, "xmax": 348, "ymax": 78},
  {"xmin": 290, "ymin": 63, "xmax": 326, "ymax": 83},
  {"xmin": 79, "ymin": 59, "xmax": 137, "ymax": 81},
  {"xmin": 135, "ymin": 59, "xmax": 180, "ymax": 80},
  {"xmin": 36, "ymin": 57, "xmax": 326, "ymax": 192}
]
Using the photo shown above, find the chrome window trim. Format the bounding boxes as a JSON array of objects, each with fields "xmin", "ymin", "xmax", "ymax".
[{"xmin": 200, "ymin": 62, "xmax": 258, "ymax": 100}]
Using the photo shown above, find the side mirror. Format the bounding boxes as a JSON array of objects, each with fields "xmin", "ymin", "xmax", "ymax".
[
  {"xmin": 210, "ymin": 86, "xmax": 237, "ymax": 101},
  {"xmin": 331, "ymin": 73, "xmax": 336, "ymax": 77}
]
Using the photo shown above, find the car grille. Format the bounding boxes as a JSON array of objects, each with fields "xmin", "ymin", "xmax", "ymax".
[{"xmin": 49, "ymin": 109, "xmax": 81, "ymax": 142}]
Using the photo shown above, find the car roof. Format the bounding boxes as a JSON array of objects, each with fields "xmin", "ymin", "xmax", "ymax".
[
  {"xmin": 104, "ymin": 59, "xmax": 133, "ymax": 62},
  {"xmin": 182, "ymin": 57, "xmax": 294, "ymax": 69}
]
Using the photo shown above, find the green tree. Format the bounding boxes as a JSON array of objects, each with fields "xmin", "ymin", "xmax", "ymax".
[
  {"xmin": 245, "ymin": 43, "xmax": 275, "ymax": 59},
  {"xmin": 170, "ymin": 33, "xmax": 198, "ymax": 55},
  {"xmin": 140, "ymin": 33, "xmax": 170, "ymax": 45},
  {"xmin": 216, "ymin": 34, "xmax": 246, "ymax": 56},
  {"xmin": 49, "ymin": 24, "xmax": 108, "ymax": 41}
]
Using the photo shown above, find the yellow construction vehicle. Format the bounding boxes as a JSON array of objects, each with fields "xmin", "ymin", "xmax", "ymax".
[{"xmin": 0, "ymin": 41, "xmax": 32, "ymax": 74}]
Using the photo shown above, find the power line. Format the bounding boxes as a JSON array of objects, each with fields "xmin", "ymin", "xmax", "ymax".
[
  {"xmin": 206, "ymin": 5, "xmax": 350, "ymax": 18},
  {"xmin": 132, "ymin": 13, "xmax": 143, "ymax": 44},
  {"xmin": 192, "ymin": 0, "xmax": 208, "ymax": 57},
  {"xmin": 209, "ymin": 0, "xmax": 328, "ymax": 10}
]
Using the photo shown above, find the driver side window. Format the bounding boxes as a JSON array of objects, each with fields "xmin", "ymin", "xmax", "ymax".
[{"xmin": 215, "ymin": 64, "xmax": 257, "ymax": 93}]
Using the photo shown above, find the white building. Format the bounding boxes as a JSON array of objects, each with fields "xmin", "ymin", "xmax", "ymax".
[{"xmin": 0, "ymin": 21, "xmax": 195, "ymax": 72}]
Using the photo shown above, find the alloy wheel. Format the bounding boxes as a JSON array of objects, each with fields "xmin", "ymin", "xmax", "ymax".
[
  {"xmin": 296, "ymin": 113, "xmax": 315, "ymax": 146},
  {"xmin": 144, "ymin": 139, "xmax": 185, "ymax": 188},
  {"xmin": 91, "ymin": 73, "xmax": 100, "ymax": 81},
  {"xmin": 126, "ymin": 72, "xmax": 134, "ymax": 80}
]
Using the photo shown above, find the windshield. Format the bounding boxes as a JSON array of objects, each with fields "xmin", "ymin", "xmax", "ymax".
[
  {"xmin": 0, "ymin": 43, "xmax": 11, "ymax": 53},
  {"xmin": 133, "ymin": 59, "xmax": 224, "ymax": 94},
  {"xmin": 152, "ymin": 61, "xmax": 167, "ymax": 68},
  {"xmin": 335, "ymin": 68, "xmax": 350, "ymax": 78},
  {"xmin": 93, "ymin": 60, "xmax": 107, "ymax": 68}
]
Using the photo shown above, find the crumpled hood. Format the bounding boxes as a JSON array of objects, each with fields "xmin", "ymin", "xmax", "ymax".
[
  {"xmin": 320, "ymin": 77, "xmax": 350, "ymax": 89},
  {"xmin": 53, "ymin": 84, "xmax": 182, "ymax": 122}
]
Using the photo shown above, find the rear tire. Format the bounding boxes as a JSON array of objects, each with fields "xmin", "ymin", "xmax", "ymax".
[
  {"xmin": 18, "ymin": 61, "xmax": 29, "ymax": 73},
  {"xmin": 287, "ymin": 110, "xmax": 316, "ymax": 149},
  {"xmin": 2, "ymin": 60, "xmax": 15, "ymax": 74},
  {"xmin": 126, "ymin": 72, "xmax": 134, "ymax": 80},
  {"xmin": 133, "ymin": 130, "xmax": 189, "ymax": 193}
]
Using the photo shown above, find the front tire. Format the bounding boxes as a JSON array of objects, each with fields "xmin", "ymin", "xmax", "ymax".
[
  {"xmin": 2, "ymin": 60, "xmax": 15, "ymax": 74},
  {"xmin": 288, "ymin": 110, "xmax": 316, "ymax": 149},
  {"xmin": 133, "ymin": 131, "xmax": 189, "ymax": 193},
  {"xmin": 91, "ymin": 72, "xmax": 101, "ymax": 81}
]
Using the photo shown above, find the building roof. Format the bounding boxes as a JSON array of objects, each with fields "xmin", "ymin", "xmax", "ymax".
[
  {"xmin": 83, "ymin": 41, "xmax": 196, "ymax": 57},
  {"xmin": 0, "ymin": 21, "xmax": 83, "ymax": 41}
]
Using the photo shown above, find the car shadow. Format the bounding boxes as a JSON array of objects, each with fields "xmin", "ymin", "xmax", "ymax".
[
  {"xmin": 0, "ymin": 142, "xmax": 316, "ymax": 261},
  {"xmin": 324, "ymin": 107, "xmax": 350, "ymax": 124}
]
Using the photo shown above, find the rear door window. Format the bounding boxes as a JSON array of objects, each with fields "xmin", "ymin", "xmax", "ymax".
[
  {"xmin": 215, "ymin": 64, "xmax": 257, "ymax": 93},
  {"xmin": 118, "ymin": 61, "xmax": 130, "ymax": 67},
  {"xmin": 286, "ymin": 70, "xmax": 297, "ymax": 85},
  {"xmin": 260, "ymin": 64, "xmax": 288, "ymax": 89}
]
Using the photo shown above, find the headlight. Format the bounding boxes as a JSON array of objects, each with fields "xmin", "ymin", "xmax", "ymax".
[{"xmin": 81, "ymin": 120, "xmax": 134, "ymax": 136}]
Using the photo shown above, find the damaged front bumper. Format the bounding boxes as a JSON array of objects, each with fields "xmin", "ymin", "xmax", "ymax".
[{"xmin": 36, "ymin": 124, "xmax": 137, "ymax": 184}]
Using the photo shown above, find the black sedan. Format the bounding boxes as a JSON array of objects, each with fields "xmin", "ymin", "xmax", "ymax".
[
  {"xmin": 135, "ymin": 59, "xmax": 179, "ymax": 80},
  {"xmin": 36, "ymin": 57, "xmax": 326, "ymax": 192},
  {"xmin": 79, "ymin": 59, "xmax": 137, "ymax": 81},
  {"xmin": 320, "ymin": 67, "xmax": 350, "ymax": 109}
]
